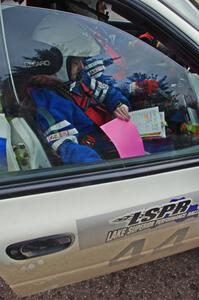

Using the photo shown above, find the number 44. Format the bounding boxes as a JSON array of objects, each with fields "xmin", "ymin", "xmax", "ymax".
[{"xmin": 109, "ymin": 227, "xmax": 189, "ymax": 266}]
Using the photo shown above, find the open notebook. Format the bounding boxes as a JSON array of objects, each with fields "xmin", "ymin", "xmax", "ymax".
[{"xmin": 129, "ymin": 107, "xmax": 166, "ymax": 139}]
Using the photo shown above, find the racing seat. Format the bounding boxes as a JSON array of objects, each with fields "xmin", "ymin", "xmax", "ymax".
[
  {"xmin": 0, "ymin": 17, "xmax": 67, "ymax": 169},
  {"xmin": 0, "ymin": 113, "xmax": 20, "ymax": 172},
  {"xmin": 0, "ymin": 82, "xmax": 52, "ymax": 171}
]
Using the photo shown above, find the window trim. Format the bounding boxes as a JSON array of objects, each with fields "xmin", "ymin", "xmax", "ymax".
[
  {"xmin": 1, "ymin": 154, "xmax": 199, "ymax": 200},
  {"xmin": 158, "ymin": 0, "xmax": 199, "ymax": 31}
]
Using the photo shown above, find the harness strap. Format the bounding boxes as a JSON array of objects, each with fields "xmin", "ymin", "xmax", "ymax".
[
  {"xmin": 35, "ymin": 83, "xmax": 111, "ymax": 128},
  {"xmin": 70, "ymin": 81, "xmax": 112, "ymax": 126},
  {"xmin": 77, "ymin": 82, "xmax": 94, "ymax": 111},
  {"xmin": 38, "ymin": 107, "xmax": 56, "ymax": 127}
]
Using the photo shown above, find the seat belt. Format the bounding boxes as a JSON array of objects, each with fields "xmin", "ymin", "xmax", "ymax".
[{"xmin": 37, "ymin": 107, "xmax": 56, "ymax": 128}]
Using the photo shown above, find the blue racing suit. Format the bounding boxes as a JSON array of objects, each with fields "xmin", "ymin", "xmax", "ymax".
[
  {"xmin": 30, "ymin": 75, "xmax": 130, "ymax": 165},
  {"xmin": 31, "ymin": 88, "xmax": 102, "ymax": 164}
]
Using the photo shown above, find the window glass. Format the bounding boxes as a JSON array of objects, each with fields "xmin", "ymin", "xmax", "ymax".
[
  {"xmin": 0, "ymin": 6, "xmax": 21, "ymax": 174},
  {"xmin": 0, "ymin": 5, "xmax": 199, "ymax": 179}
]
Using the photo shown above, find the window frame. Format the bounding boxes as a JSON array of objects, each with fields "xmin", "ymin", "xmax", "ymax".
[
  {"xmin": 1, "ymin": 153, "xmax": 199, "ymax": 200},
  {"xmin": 158, "ymin": 0, "xmax": 199, "ymax": 31},
  {"xmin": 110, "ymin": 0, "xmax": 199, "ymax": 71}
]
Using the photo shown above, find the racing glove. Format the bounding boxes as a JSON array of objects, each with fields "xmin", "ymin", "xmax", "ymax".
[
  {"xmin": 132, "ymin": 79, "xmax": 160, "ymax": 96},
  {"xmin": 118, "ymin": 73, "xmax": 170, "ymax": 97}
]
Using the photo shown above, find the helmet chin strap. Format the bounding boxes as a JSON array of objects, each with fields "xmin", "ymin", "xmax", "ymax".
[{"xmin": 56, "ymin": 56, "xmax": 69, "ymax": 83}]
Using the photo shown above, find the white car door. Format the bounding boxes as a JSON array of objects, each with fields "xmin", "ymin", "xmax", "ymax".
[{"xmin": 0, "ymin": 2, "xmax": 199, "ymax": 297}]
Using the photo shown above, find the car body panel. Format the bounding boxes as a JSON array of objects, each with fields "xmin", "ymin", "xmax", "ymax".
[
  {"xmin": 0, "ymin": 166, "xmax": 199, "ymax": 296},
  {"xmin": 0, "ymin": 0, "xmax": 199, "ymax": 297}
]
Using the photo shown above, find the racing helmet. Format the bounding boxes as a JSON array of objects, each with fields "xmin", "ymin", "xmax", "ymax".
[
  {"xmin": 9, "ymin": 40, "xmax": 63, "ymax": 76},
  {"xmin": 32, "ymin": 12, "xmax": 101, "ymax": 82}
]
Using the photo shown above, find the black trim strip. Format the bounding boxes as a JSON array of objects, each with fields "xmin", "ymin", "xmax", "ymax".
[{"xmin": 1, "ymin": 155, "xmax": 199, "ymax": 200}]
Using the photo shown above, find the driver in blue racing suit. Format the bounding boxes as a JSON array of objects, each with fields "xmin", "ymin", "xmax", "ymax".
[
  {"xmin": 29, "ymin": 72, "xmax": 130, "ymax": 164},
  {"xmin": 7, "ymin": 43, "xmax": 131, "ymax": 165}
]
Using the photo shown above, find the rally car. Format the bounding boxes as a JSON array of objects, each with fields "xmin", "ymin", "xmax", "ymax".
[{"xmin": 0, "ymin": 0, "xmax": 199, "ymax": 297}]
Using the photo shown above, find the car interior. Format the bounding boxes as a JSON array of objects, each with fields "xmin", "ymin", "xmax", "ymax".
[{"xmin": 0, "ymin": 1, "xmax": 199, "ymax": 173}]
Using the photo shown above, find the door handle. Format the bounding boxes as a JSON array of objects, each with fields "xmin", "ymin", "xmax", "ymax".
[{"xmin": 6, "ymin": 233, "xmax": 74, "ymax": 260}]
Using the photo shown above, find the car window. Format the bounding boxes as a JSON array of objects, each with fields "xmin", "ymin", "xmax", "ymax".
[{"xmin": 0, "ymin": 5, "xmax": 199, "ymax": 181}]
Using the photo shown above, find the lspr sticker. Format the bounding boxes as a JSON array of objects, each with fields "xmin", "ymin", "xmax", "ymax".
[{"xmin": 106, "ymin": 198, "xmax": 198, "ymax": 242}]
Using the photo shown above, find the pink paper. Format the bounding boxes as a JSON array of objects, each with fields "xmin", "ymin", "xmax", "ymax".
[{"xmin": 101, "ymin": 118, "xmax": 144, "ymax": 158}]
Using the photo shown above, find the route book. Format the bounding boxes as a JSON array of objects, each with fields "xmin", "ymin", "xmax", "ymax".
[{"xmin": 129, "ymin": 107, "xmax": 166, "ymax": 139}]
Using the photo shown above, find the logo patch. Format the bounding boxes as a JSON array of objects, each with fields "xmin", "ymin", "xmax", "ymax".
[
  {"xmin": 106, "ymin": 198, "xmax": 198, "ymax": 242},
  {"xmin": 24, "ymin": 60, "xmax": 51, "ymax": 68}
]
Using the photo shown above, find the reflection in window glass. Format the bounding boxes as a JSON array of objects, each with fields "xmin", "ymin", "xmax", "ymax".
[
  {"xmin": 0, "ymin": 7, "xmax": 21, "ymax": 174},
  {"xmin": 0, "ymin": 5, "xmax": 199, "ymax": 176}
]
